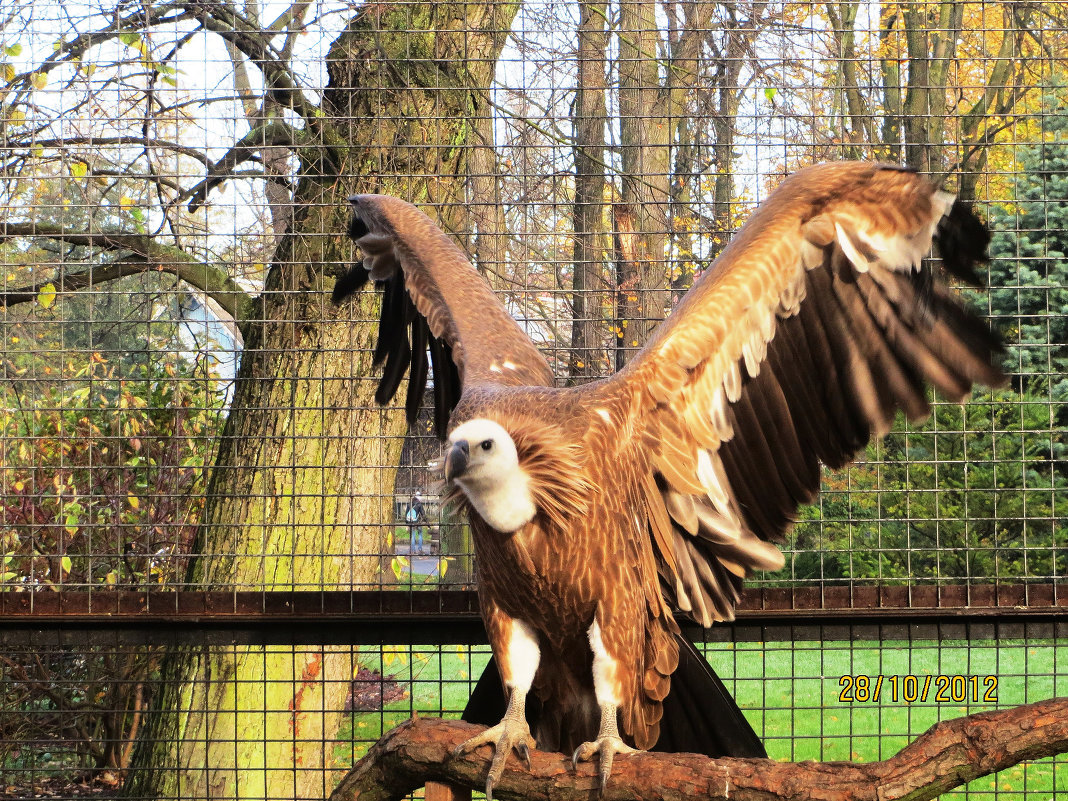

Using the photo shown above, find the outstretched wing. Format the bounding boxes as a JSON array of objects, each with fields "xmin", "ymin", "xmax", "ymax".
[
  {"xmin": 332, "ymin": 194, "xmax": 553, "ymax": 438},
  {"xmin": 601, "ymin": 162, "xmax": 1007, "ymax": 627}
]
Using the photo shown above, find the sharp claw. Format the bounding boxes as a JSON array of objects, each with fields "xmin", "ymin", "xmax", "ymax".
[
  {"xmin": 484, "ymin": 777, "xmax": 494, "ymax": 801},
  {"xmin": 598, "ymin": 756, "xmax": 615, "ymax": 798},
  {"xmin": 572, "ymin": 735, "xmax": 637, "ymax": 795},
  {"xmin": 599, "ymin": 749, "xmax": 614, "ymax": 798},
  {"xmin": 572, "ymin": 743, "xmax": 589, "ymax": 773},
  {"xmin": 517, "ymin": 741, "xmax": 531, "ymax": 771}
]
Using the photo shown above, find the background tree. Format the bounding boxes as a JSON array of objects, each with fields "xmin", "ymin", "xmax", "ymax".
[
  {"xmin": 986, "ymin": 97, "xmax": 1068, "ymax": 408},
  {"xmin": 2, "ymin": 0, "xmax": 518, "ymax": 797}
]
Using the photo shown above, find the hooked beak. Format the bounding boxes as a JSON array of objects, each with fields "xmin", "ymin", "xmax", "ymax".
[{"xmin": 444, "ymin": 440, "xmax": 470, "ymax": 482}]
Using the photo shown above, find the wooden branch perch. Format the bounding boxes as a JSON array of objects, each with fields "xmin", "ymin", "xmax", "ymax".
[{"xmin": 331, "ymin": 697, "xmax": 1068, "ymax": 801}]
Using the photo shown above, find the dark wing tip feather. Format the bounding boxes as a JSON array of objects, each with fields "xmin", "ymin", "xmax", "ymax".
[
  {"xmin": 935, "ymin": 199, "xmax": 990, "ymax": 287},
  {"xmin": 373, "ymin": 275, "xmax": 414, "ymax": 406},
  {"xmin": 405, "ymin": 316, "xmax": 430, "ymax": 426},
  {"xmin": 346, "ymin": 200, "xmax": 370, "ymax": 239},
  {"xmin": 331, "ymin": 209, "xmax": 374, "ymax": 303},
  {"xmin": 331, "ymin": 264, "xmax": 370, "ymax": 303}
]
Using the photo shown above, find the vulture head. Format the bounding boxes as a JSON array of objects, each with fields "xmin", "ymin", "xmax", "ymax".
[{"xmin": 445, "ymin": 418, "xmax": 537, "ymax": 533}]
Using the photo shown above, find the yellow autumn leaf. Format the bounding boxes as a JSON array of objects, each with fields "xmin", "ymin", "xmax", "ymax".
[
  {"xmin": 37, "ymin": 282, "xmax": 56, "ymax": 308},
  {"xmin": 69, "ymin": 161, "xmax": 87, "ymax": 178},
  {"xmin": 128, "ymin": 494, "xmax": 140, "ymax": 510},
  {"xmin": 30, "ymin": 72, "xmax": 46, "ymax": 90}
]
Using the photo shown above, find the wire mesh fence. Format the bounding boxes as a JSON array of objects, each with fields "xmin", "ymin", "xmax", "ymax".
[
  {"xmin": 2, "ymin": 618, "xmax": 1065, "ymax": 798},
  {"xmin": 0, "ymin": 0, "xmax": 1065, "ymax": 798}
]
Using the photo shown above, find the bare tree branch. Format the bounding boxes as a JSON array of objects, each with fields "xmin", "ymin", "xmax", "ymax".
[
  {"xmin": 6, "ymin": 4, "xmax": 196, "ymax": 107},
  {"xmin": 175, "ymin": 0, "xmax": 342, "ymax": 155},
  {"xmin": 2, "ymin": 136, "xmax": 213, "ymax": 167},
  {"xmin": 185, "ymin": 121, "xmax": 303, "ymax": 211},
  {"xmin": 0, "ymin": 222, "xmax": 254, "ymax": 323},
  {"xmin": 331, "ymin": 698, "xmax": 1068, "ymax": 801}
]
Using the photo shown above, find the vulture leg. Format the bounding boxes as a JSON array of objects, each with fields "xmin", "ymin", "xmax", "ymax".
[
  {"xmin": 572, "ymin": 702, "xmax": 638, "ymax": 796},
  {"xmin": 454, "ymin": 617, "xmax": 539, "ymax": 801},
  {"xmin": 572, "ymin": 616, "xmax": 639, "ymax": 795}
]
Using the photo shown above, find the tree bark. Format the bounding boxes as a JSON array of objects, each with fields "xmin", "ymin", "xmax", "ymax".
[
  {"xmin": 123, "ymin": 3, "xmax": 519, "ymax": 799},
  {"xmin": 568, "ymin": 0, "xmax": 609, "ymax": 381},
  {"xmin": 704, "ymin": 2, "xmax": 747, "ymax": 263},
  {"xmin": 616, "ymin": 0, "xmax": 671, "ymax": 364},
  {"xmin": 825, "ymin": 1, "xmax": 872, "ymax": 158},
  {"xmin": 331, "ymin": 698, "xmax": 1068, "ymax": 801}
]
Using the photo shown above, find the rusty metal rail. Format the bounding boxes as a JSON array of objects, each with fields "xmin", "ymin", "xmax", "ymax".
[{"xmin": 0, "ymin": 585, "xmax": 1063, "ymax": 646}]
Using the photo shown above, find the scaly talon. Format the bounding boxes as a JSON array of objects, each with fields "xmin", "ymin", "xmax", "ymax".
[
  {"xmin": 572, "ymin": 704, "xmax": 639, "ymax": 796},
  {"xmin": 454, "ymin": 715, "xmax": 535, "ymax": 801}
]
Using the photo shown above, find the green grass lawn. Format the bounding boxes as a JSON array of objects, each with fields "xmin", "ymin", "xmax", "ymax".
[{"xmin": 336, "ymin": 639, "xmax": 1067, "ymax": 799}]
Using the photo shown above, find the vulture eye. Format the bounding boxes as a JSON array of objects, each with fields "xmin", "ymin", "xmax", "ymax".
[{"xmin": 480, "ymin": 440, "xmax": 493, "ymax": 451}]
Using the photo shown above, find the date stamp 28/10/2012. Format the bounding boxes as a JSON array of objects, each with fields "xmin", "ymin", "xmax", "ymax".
[{"xmin": 837, "ymin": 675, "xmax": 998, "ymax": 703}]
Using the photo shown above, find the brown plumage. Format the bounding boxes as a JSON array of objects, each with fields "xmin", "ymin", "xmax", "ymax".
[{"xmin": 333, "ymin": 162, "xmax": 1006, "ymax": 794}]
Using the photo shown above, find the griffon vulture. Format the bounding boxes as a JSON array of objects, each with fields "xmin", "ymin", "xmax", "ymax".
[{"xmin": 332, "ymin": 162, "xmax": 1006, "ymax": 796}]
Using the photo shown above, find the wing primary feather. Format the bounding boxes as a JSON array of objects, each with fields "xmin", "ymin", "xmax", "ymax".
[
  {"xmin": 920, "ymin": 288, "xmax": 1007, "ymax": 388},
  {"xmin": 717, "ymin": 412, "xmax": 783, "ymax": 542},
  {"xmin": 332, "ymin": 208, "xmax": 375, "ymax": 304},
  {"xmin": 372, "ymin": 278, "xmax": 398, "ymax": 368},
  {"xmin": 374, "ymin": 277, "xmax": 412, "ymax": 406},
  {"xmin": 810, "ymin": 265, "xmax": 891, "ymax": 437},
  {"xmin": 346, "ymin": 204, "xmax": 370, "ymax": 239},
  {"xmin": 831, "ymin": 270, "xmax": 927, "ymax": 422},
  {"xmin": 405, "ymin": 315, "xmax": 430, "ymax": 426},
  {"xmin": 331, "ymin": 263, "xmax": 370, "ymax": 303},
  {"xmin": 428, "ymin": 334, "xmax": 451, "ymax": 440},
  {"xmin": 748, "ymin": 368, "xmax": 817, "ymax": 503},
  {"xmin": 729, "ymin": 392, "xmax": 795, "ymax": 532},
  {"xmin": 764, "ymin": 320, "xmax": 835, "ymax": 474},
  {"xmin": 800, "ymin": 267, "xmax": 870, "ymax": 453},
  {"xmin": 855, "ymin": 273, "xmax": 968, "ymax": 404},
  {"xmin": 935, "ymin": 199, "xmax": 989, "ymax": 287}
]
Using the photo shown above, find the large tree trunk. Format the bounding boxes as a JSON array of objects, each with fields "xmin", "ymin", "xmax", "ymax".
[
  {"xmin": 615, "ymin": 0, "xmax": 671, "ymax": 365},
  {"xmin": 124, "ymin": 3, "xmax": 519, "ymax": 799},
  {"xmin": 568, "ymin": 0, "xmax": 608, "ymax": 381}
]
